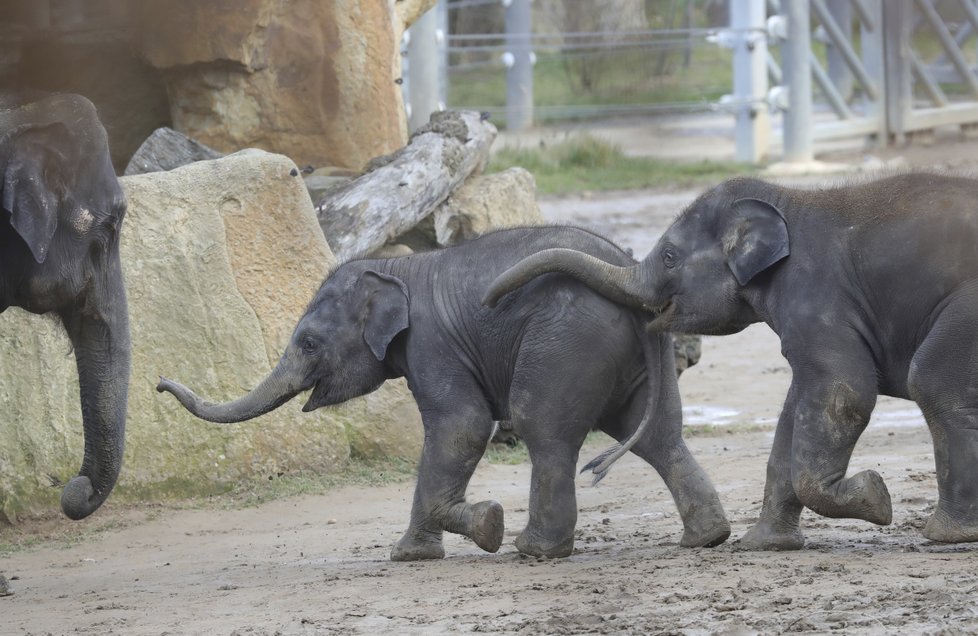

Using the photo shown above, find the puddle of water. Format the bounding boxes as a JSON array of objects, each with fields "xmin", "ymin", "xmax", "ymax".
[
  {"xmin": 868, "ymin": 408, "xmax": 925, "ymax": 429},
  {"xmin": 682, "ymin": 405, "xmax": 739, "ymax": 426}
]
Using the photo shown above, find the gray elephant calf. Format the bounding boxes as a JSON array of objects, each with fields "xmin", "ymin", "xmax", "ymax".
[
  {"xmin": 486, "ymin": 173, "xmax": 978, "ymax": 550},
  {"xmin": 159, "ymin": 226, "xmax": 729, "ymax": 560}
]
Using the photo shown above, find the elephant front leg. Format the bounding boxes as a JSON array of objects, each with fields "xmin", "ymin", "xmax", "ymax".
[
  {"xmin": 739, "ymin": 363, "xmax": 890, "ymax": 549},
  {"xmin": 391, "ymin": 405, "xmax": 503, "ymax": 561},
  {"xmin": 737, "ymin": 391, "xmax": 805, "ymax": 550}
]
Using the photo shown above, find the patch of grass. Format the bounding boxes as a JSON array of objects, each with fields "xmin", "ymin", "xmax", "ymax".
[
  {"xmin": 449, "ymin": 48, "xmax": 733, "ymax": 125},
  {"xmin": 206, "ymin": 456, "xmax": 418, "ymax": 510},
  {"xmin": 490, "ymin": 135, "xmax": 752, "ymax": 194},
  {"xmin": 683, "ymin": 421, "xmax": 775, "ymax": 437},
  {"xmin": 484, "ymin": 441, "xmax": 529, "ymax": 465}
]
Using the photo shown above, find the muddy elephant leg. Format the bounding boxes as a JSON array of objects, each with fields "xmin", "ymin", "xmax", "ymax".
[
  {"xmin": 789, "ymin": 357, "xmax": 890, "ymax": 524},
  {"xmin": 514, "ymin": 432, "xmax": 583, "ymax": 558},
  {"xmin": 391, "ymin": 401, "xmax": 503, "ymax": 561},
  {"xmin": 909, "ymin": 296, "xmax": 978, "ymax": 543},
  {"xmin": 737, "ymin": 387, "xmax": 805, "ymax": 550},
  {"xmin": 603, "ymin": 367, "xmax": 730, "ymax": 548},
  {"xmin": 740, "ymin": 351, "xmax": 888, "ymax": 549},
  {"xmin": 510, "ymin": 386, "xmax": 592, "ymax": 557}
]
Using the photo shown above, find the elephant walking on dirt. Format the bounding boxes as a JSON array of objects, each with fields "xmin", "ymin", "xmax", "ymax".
[
  {"xmin": 485, "ymin": 173, "xmax": 978, "ymax": 549},
  {"xmin": 158, "ymin": 226, "xmax": 730, "ymax": 560},
  {"xmin": 1, "ymin": 92, "xmax": 130, "ymax": 520}
]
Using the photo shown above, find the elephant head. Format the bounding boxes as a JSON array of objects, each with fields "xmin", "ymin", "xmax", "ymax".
[
  {"xmin": 158, "ymin": 265, "xmax": 409, "ymax": 422},
  {"xmin": 484, "ymin": 180, "xmax": 789, "ymax": 336},
  {"xmin": 1, "ymin": 92, "xmax": 130, "ymax": 520}
]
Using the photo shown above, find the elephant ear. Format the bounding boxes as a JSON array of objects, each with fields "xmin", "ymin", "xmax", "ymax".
[
  {"xmin": 360, "ymin": 270, "xmax": 410, "ymax": 361},
  {"xmin": 722, "ymin": 197, "xmax": 790, "ymax": 286},
  {"xmin": 0, "ymin": 124, "xmax": 69, "ymax": 264}
]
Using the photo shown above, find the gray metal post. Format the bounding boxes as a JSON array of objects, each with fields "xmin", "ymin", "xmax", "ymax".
[
  {"xmin": 436, "ymin": 0, "xmax": 448, "ymax": 109},
  {"xmin": 732, "ymin": 0, "xmax": 770, "ymax": 163},
  {"xmin": 408, "ymin": 5, "xmax": 441, "ymax": 132},
  {"xmin": 505, "ymin": 0, "xmax": 533, "ymax": 132},
  {"xmin": 860, "ymin": 0, "xmax": 887, "ymax": 147},
  {"xmin": 781, "ymin": 0, "xmax": 814, "ymax": 162},
  {"xmin": 882, "ymin": 0, "xmax": 911, "ymax": 144},
  {"xmin": 825, "ymin": 0, "xmax": 853, "ymax": 101}
]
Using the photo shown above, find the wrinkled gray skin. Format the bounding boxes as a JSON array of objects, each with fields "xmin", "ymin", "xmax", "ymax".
[
  {"xmin": 0, "ymin": 92, "xmax": 130, "ymax": 520},
  {"xmin": 158, "ymin": 226, "xmax": 729, "ymax": 560},
  {"xmin": 485, "ymin": 174, "xmax": 978, "ymax": 550}
]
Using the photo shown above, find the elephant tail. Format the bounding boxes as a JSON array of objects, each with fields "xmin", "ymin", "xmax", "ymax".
[{"xmin": 581, "ymin": 322, "xmax": 658, "ymax": 486}]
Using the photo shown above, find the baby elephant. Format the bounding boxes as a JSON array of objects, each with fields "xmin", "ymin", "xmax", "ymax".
[{"xmin": 158, "ymin": 226, "xmax": 729, "ymax": 560}]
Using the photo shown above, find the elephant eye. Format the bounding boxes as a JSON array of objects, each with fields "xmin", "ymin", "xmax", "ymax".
[
  {"xmin": 300, "ymin": 337, "xmax": 320, "ymax": 355},
  {"xmin": 662, "ymin": 246, "xmax": 678, "ymax": 268}
]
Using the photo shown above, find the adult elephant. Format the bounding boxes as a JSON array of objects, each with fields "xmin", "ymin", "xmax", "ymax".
[
  {"xmin": 484, "ymin": 173, "xmax": 978, "ymax": 549},
  {"xmin": 1, "ymin": 92, "xmax": 130, "ymax": 520},
  {"xmin": 158, "ymin": 226, "xmax": 730, "ymax": 560}
]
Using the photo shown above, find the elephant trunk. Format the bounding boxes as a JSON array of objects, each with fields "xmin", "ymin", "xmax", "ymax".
[
  {"xmin": 157, "ymin": 356, "xmax": 303, "ymax": 424},
  {"xmin": 59, "ymin": 261, "xmax": 131, "ymax": 521},
  {"xmin": 482, "ymin": 248, "xmax": 653, "ymax": 310}
]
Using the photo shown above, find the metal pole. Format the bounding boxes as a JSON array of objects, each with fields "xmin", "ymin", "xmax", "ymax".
[
  {"xmin": 860, "ymin": 0, "xmax": 887, "ymax": 147},
  {"xmin": 408, "ymin": 5, "xmax": 441, "ymax": 132},
  {"xmin": 505, "ymin": 0, "xmax": 533, "ymax": 132},
  {"xmin": 732, "ymin": 0, "xmax": 770, "ymax": 163},
  {"xmin": 883, "ymin": 0, "xmax": 911, "ymax": 145},
  {"xmin": 825, "ymin": 0, "xmax": 853, "ymax": 101},
  {"xmin": 436, "ymin": 0, "xmax": 448, "ymax": 110},
  {"xmin": 782, "ymin": 0, "xmax": 814, "ymax": 162}
]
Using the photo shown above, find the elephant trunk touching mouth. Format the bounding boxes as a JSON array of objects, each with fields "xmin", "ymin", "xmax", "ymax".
[{"xmin": 157, "ymin": 357, "xmax": 305, "ymax": 424}]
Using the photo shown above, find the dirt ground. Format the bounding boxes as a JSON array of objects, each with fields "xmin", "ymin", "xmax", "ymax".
[{"xmin": 5, "ymin": 134, "xmax": 978, "ymax": 635}]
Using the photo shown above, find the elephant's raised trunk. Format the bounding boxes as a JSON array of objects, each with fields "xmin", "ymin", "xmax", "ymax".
[
  {"xmin": 59, "ymin": 261, "xmax": 130, "ymax": 521},
  {"xmin": 157, "ymin": 357, "xmax": 303, "ymax": 424},
  {"xmin": 482, "ymin": 248, "xmax": 653, "ymax": 310}
]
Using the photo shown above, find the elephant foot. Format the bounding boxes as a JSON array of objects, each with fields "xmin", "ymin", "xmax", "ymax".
[
  {"xmin": 469, "ymin": 501, "xmax": 505, "ymax": 553},
  {"xmin": 390, "ymin": 531, "xmax": 445, "ymax": 562},
  {"xmin": 922, "ymin": 506, "xmax": 978, "ymax": 543},
  {"xmin": 735, "ymin": 520, "xmax": 805, "ymax": 551},
  {"xmin": 515, "ymin": 528, "xmax": 574, "ymax": 558},
  {"xmin": 679, "ymin": 517, "xmax": 731, "ymax": 548},
  {"xmin": 845, "ymin": 470, "xmax": 893, "ymax": 526}
]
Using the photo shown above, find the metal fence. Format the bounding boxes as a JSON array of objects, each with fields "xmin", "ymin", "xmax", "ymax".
[{"xmin": 404, "ymin": 0, "xmax": 978, "ymax": 163}]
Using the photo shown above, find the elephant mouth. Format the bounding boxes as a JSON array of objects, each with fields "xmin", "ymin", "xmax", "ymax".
[
  {"xmin": 647, "ymin": 298, "xmax": 677, "ymax": 330},
  {"xmin": 302, "ymin": 379, "xmax": 332, "ymax": 412}
]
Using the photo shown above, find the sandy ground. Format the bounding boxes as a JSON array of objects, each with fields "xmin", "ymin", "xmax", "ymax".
[{"xmin": 5, "ymin": 135, "xmax": 978, "ymax": 634}]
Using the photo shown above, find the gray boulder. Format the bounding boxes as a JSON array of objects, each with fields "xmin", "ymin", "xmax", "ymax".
[
  {"xmin": 433, "ymin": 167, "xmax": 544, "ymax": 245},
  {"xmin": 124, "ymin": 127, "xmax": 222, "ymax": 176}
]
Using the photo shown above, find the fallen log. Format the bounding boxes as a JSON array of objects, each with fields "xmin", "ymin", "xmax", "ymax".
[{"xmin": 315, "ymin": 110, "xmax": 497, "ymax": 262}]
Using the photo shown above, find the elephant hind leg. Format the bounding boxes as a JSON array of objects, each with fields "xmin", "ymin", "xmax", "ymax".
[
  {"xmin": 600, "ymin": 372, "xmax": 730, "ymax": 548},
  {"xmin": 909, "ymin": 296, "xmax": 978, "ymax": 543}
]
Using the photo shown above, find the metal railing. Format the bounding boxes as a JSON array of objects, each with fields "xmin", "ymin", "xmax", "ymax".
[{"xmin": 405, "ymin": 0, "xmax": 978, "ymax": 163}]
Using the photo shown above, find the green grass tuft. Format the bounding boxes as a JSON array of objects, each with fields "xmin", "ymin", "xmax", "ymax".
[{"xmin": 489, "ymin": 135, "xmax": 752, "ymax": 195}]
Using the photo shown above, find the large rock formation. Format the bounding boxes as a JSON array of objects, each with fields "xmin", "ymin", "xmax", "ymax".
[
  {"xmin": 0, "ymin": 150, "xmax": 423, "ymax": 521},
  {"xmin": 129, "ymin": 0, "xmax": 437, "ymax": 171}
]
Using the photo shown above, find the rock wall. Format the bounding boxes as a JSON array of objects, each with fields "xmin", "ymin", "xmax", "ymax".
[
  {"xmin": 129, "ymin": 0, "xmax": 437, "ymax": 172},
  {"xmin": 0, "ymin": 150, "xmax": 423, "ymax": 521}
]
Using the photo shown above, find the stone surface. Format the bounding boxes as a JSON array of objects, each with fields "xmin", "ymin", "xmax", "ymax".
[
  {"xmin": 673, "ymin": 333, "xmax": 702, "ymax": 377},
  {"xmin": 0, "ymin": 150, "xmax": 423, "ymax": 520},
  {"xmin": 124, "ymin": 127, "xmax": 222, "ymax": 176},
  {"xmin": 433, "ymin": 168, "xmax": 544, "ymax": 246},
  {"xmin": 130, "ymin": 0, "xmax": 437, "ymax": 171}
]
